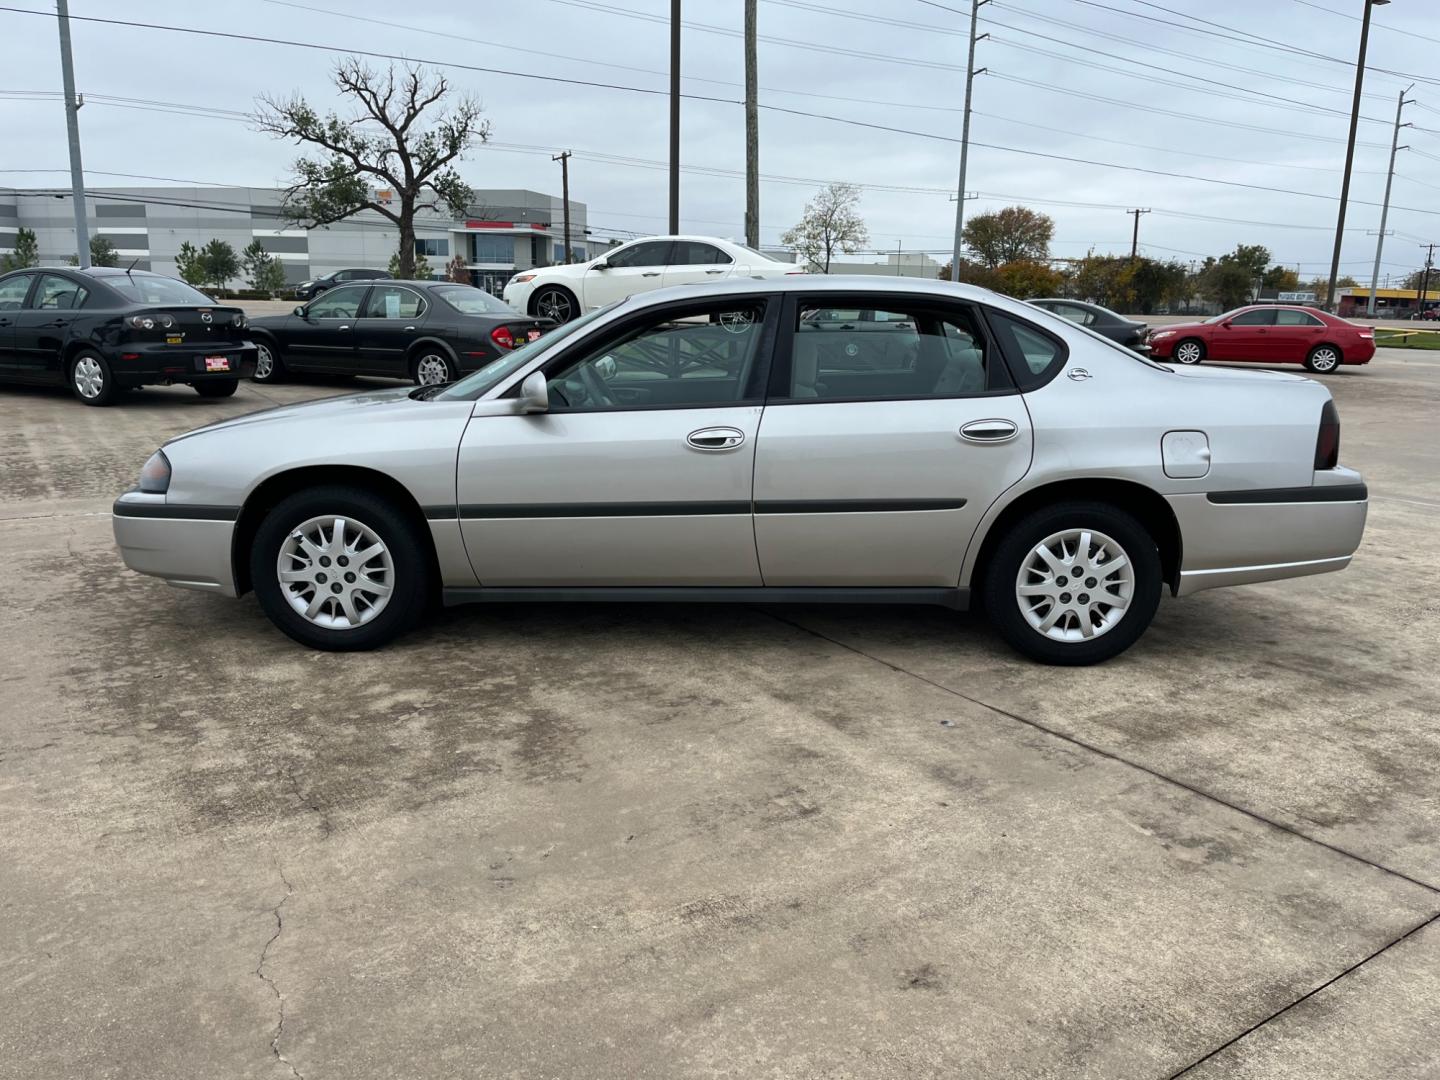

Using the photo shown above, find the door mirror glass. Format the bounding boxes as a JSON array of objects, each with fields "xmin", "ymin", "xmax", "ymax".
[
  {"xmin": 293, "ymin": 305, "xmax": 307, "ymax": 318},
  {"xmin": 518, "ymin": 370, "xmax": 549, "ymax": 413}
]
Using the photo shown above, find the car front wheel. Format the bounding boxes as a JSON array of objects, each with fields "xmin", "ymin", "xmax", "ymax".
[
  {"xmin": 250, "ymin": 486, "xmax": 430, "ymax": 651},
  {"xmin": 252, "ymin": 340, "xmax": 285, "ymax": 383},
  {"xmin": 1172, "ymin": 339, "xmax": 1205, "ymax": 365},
  {"xmin": 982, "ymin": 501, "xmax": 1162, "ymax": 665},
  {"xmin": 532, "ymin": 285, "xmax": 577, "ymax": 324}
]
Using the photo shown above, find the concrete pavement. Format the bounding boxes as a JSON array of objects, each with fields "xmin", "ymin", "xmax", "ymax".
[{"xmin": 1, "ymin": 352, "xmax": 1437, "ymax": 1078}]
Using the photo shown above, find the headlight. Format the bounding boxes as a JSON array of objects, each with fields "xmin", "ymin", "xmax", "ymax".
[
  {"xmin": 127, "ymin": 314, "xmax": 175, "ymax": 330},
  {"xmin": 138, "ymin": 450, "xmax": 171, "ymax": 494},
  {"xmin": 1150, "ymin": 330, "xmax": 1176, "ymax": 340},
  {"xmin": 510, "ymin": 273, "xmax": 536, "ymax": 285}
]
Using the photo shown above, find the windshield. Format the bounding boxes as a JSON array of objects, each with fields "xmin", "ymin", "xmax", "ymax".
[
  {"xmin": 436, "ymin": 302, "xmax": 621, "ymax": 401},
  {"xmin": 433, "ymin": 285, "xmax": 512, "ymax": 315},
  {"xmin": 108, "ymin": 275, "xmax": 216, "ymax": 306}
]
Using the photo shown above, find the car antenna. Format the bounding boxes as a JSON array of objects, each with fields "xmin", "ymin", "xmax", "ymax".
[{"xmin": 125, "ymin": 258, "xmax": 139, "ymax": 276}]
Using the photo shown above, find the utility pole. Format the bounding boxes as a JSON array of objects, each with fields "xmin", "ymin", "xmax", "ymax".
[
  {"xmin": 1326, "ymin": 0, "xmax": 1389, "ymax": 312},
  {"xmin": 1367, "ymin": 84, "xmax": 1413, "ymax": 315},
  {"xmin": 1127, "ymin": 208, "xmax": 1151, "ymax": 261},
  {"xmin": 949, "ymin": 0, "xmax": 989, "ymax": 281},
  {"xmin": 743, "ymin": 0, "xmax": 759, "ymax": 250},
  {"xmin": 552, "ymin": 150, "xmax": 572, "ymax": 264},
  {"xmin": 668, "ymin": 0, "xmax": 681, "ymax": 234},
  {"xmin": 56, "ymin": 0, "xmax": 90, "ymax": 267},
  {"xmin": 1419, "ymin": 242, "xmax": 1436, "ymax": 318}
]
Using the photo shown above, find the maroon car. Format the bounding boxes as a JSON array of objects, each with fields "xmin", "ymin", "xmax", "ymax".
[{"xmin": 1147, "ymin": 305, "xmax": 1375, "ymax": 374}]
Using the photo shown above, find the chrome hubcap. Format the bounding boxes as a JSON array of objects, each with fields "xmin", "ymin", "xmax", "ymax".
[
  {"xmin": 255, "ymin": 344, "xmax": 273, "ymax": 379},
  {"xmin": 537, "ymin": 291, "xmax": 571, "ymax": 322},
  {"xmin": 1175, "ymin": 342, "xmax": 1202, "ymax": 364},
  {"xmin": 278, "ymin": 515, "xmax": 394, "ymax": 630},
  {"xmin": 1312, "ymin": 349, "xmax": 1338, "ymax": 371},
  {"xmin": 73, "ymin": 356, "xmax": 104, "ymax": 398},
  {"xmin": 415, "ymin": 355, "xmax": 450, "ymax": 385},
  {"xmin": 1017, "ymin": 528, "xmax": 1135, "ymax": 643}
]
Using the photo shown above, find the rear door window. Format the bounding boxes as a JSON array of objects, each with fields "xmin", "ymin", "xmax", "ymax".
[
  {"xmin": 1275, "ymin": 309, "xmax": 1323, "ymax": 326},
  {"xmin": 33, "ymin": 274, "xmax": 89, "ymax": 310}
]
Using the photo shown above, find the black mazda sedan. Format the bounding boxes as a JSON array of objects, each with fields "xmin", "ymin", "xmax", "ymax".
[
  {"xmin": 1027, "ymin": 298, "xmax": 1150, "ymax": 352},
  {"xmin": 247, "ymin": 280, "xmax": 553, "ymax": 386},
  {"xmin": 0, "ymin": 267, "xmax": 255, "ymax": 406}
]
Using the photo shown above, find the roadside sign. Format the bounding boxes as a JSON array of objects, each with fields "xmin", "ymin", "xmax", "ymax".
[{"xmin": 1278, "ymin": 291, "xmax": 1316, "ymax": 302}]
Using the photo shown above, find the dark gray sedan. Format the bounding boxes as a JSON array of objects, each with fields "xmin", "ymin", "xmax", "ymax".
[{"xmin": 1028, "ymin": 298, "xmax": 1149, "ymax": 351}]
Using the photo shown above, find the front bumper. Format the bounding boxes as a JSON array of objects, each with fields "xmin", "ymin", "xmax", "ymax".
[
  {"xmin": 1169, "ymin": 469, "xmax": 1368, "ymax": 596},
  {"xmin": 501, "ymin": 281, "xmax": 534, "ymax": 314},
  {"xmin": 108, "ymin": 342, "xmax": 258, "ymax": 386},
  {"xmin": 112, "ymin": 491, "xmax": 239, "ymax": 597}
]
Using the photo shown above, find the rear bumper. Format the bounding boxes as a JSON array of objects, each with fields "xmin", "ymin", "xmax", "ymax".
[
  {"xmin": 1169, "ymin": 470, "xmax": 1368, "ymax": 596},
  {"xmin": 112, "ymin": 492, "xmax": 239, "ymax": 597},
  {"xmin": 107, "ymin": 342, "xmax": 257, "ymax": 385}
]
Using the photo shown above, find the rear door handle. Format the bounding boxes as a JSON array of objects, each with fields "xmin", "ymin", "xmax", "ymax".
[
  {"xmin": 959, "ymin": 419, "xmax": 1019, "ymax": 443},
  {"xmin": 642, "ymin": 271, "xmax": 662, "ymax": 277},
  {"xmin": 686, "ymin": 426, "xmax": 746, "ymax": 451},
  {"xmin": 338, "ymin": 324, "xmax": 351, "ymax": 331}
]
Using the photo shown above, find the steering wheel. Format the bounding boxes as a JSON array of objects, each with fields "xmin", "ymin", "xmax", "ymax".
[{"xmin": 578, "ymin": 362, "xmax": 617, "ymax": 407}]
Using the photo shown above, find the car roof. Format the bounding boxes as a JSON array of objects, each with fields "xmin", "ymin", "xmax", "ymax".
[{"xmin": 630, "ymin": 274, "xmax": 995, "ymax": 307}]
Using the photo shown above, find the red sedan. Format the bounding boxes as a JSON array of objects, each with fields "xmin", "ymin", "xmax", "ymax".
[{"xmin": 1147, "ymin": 305, "xmax": 1375, "ymax": 373}]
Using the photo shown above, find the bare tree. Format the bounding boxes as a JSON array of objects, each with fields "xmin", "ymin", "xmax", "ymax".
[
  {"xmin": 781, "ymin": 183, "xmax": 869, "ymax": 273},
  {"xmin": 256, "ymin": 60, "xmax": 490, "ymax": 279}
]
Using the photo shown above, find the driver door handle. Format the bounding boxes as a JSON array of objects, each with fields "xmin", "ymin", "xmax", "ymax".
[
  {"xmin": 642, "ymin": 271, "xmax": 662, "ymax": 277},
  {"xmin": 687, "ymin": 426, "xmax": 746, "ymax": 452},
  {"xmin": 705, "ymin": 269, "xmax": 725, "ymax": 275},
  {"xmin": 338, "ymin": 324, "xmax": 351, "ymax": 331}
]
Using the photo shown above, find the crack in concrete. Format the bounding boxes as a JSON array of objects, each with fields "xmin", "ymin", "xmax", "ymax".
[
  {"xmin": 255, "ymin": 864, "xmax": 302, "ymax": 1080},
  {"xmin": 285, "ymin": 769, "xmax": 335, "ymax": 837}
]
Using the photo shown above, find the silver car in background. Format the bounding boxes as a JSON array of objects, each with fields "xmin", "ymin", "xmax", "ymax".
[{"xmin": 112, "ymin": 277, "xmax": 1367, "ymax": 665}]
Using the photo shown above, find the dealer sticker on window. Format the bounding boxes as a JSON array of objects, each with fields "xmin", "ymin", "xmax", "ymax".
[{"xmin": 203, "ymin": 356, "xmax": 231, "ymax": 372}]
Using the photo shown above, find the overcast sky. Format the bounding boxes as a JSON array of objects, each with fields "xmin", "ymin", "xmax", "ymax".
[{"xmin": 4, "ymin": 0, "xmax": 1439, "ymax": 280}]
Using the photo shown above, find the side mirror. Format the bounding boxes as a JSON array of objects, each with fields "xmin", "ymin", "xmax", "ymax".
[
  {"xmin": 1220, "ymin": 321, "xmax": 1233, "ymax": 329},
  {"xmin": 293, "ymin": 305, "xmax": 307, "ymax": 318},
  {"xmin": 591, "ymin": 260, "xmax": 609, "ymax": 271},
  {"xmin": 517, "ymin": 371, "xmax": 549, "ymax": 414}
]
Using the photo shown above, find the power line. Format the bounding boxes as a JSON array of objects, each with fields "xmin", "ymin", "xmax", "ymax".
[{"xmin": 1290, "ymin": 0, "xmax": 1440, "ymax": 51}]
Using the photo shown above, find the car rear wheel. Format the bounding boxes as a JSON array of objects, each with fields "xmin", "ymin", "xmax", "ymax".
[
  {"xmin": 1172, "ymin": 339, "xmax": 1205, "ymax": 365},
  {"xmin": 532, "ymin": 286, "xmax": 577, "ymax": 324},
  {"xmin": 982, "ymin": 501, "xmax": 1162, "ymax": 666},
  {"xmin": 412, "ymin": 350, "xmax": 455, "ymax": 386},
  {"xmin": 251, "ymin": 486, "xmax": 430, "ymax": 651},
  {"xmin": 1305, "ymin": 345, "xmax": 1341, "ymax": 373},
  {"xmin": 69, "ymin": 351, "xmax": 117, "ymax": 406},
  {"xmin": 194, "ymin": 379, "xmax": 238, "ymax": 398},
  {"xmin": 252, "ymin": 340, "xmax": 285, "ymax": 383}
]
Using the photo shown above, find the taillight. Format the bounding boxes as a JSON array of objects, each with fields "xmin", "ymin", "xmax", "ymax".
[
  {"xmin": 490, "ymin": 326, "xmax": 515, "ymax": 350},
  {"xmin": 1314, "ymin": 399, "xmax": 1340, "ymax": 471},
  {"xmin": 126, "ymin": 314, "xmax": 175, "ymax": 330}
]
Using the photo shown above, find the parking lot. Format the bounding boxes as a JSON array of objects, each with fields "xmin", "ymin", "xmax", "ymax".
[{"xmin": 1, "ymin": 349, "xmax": 1437, "ymax": 1078}]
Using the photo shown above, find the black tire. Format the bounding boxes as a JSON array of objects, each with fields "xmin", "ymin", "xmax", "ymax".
[
  {"xmin": 1171, "ymin": 338, "xmax": 1205, "ymax": 365},
  {"xmin": 250, "ymin": 485, "xmax": 431, "ymax": 651},
  {"xmin": 252, "ymin": 338, "xmax": 286, "ymax": 383},
  {"xmin": 410, "ymin": 348, "xmax": 456, "ymax": 387},
  {"xmin": 531, "ymin": 285, "xmax": 578, "ymax": 324},
  {"xmin": 194, "ymin": 378, "xmax": 239, "ymax": 398},
  {"xmin": 68, "ymin": 350, "xmax": 118, "ymax": 406},
  {"xmin": 1304, "ymin": 344, "xmax": 1342, "ymax": 374},
  {"xmin": 982, "ymin": 501, "xmax": 1163, "ymax": 666}
]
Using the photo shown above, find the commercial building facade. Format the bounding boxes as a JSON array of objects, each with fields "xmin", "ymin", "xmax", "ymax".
[{"xmin": 0, "ymin": 185, "xmax": 594, "ymax": 294}]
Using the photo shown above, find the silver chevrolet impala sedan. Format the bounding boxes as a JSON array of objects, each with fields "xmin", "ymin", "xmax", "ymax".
[{"xmin": 112, "ymin": 277, "xmax": 1368, "ymax": 665}]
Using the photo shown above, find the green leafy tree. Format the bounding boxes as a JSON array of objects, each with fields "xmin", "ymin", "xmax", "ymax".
[
  {"xmin": 1070, "ymin": 253, "xmax": 1136, "ymax": 309},
  {"xmin": 1199, "ymin": 258, "xmax": 1257, "ymax": 310},
  {"xmin": 1, "ymin": 226, "xmax": 39, "ymax": 271},
  {"xmin": 89, "ymin": 236, "xmax": 119, "ymax": 268},
  {"xmin": 198, "ymin": 239, "xmax": 240, "ymax": 292},
  {"xmin": 241, "ymin": 239, "xmax": 287, "ymax": 297},
  {"xmin": 936, "ymin": 257, "xmax": 997, "ymax": 289},
  {"xmin": 993, "ymin": 259, "xmax": 1063, "ymax": 300},
  {"xmin": 1224, "ymin": 244, "xmax": 1271, "ymax": 279},
  {"xmin": 389, "ymin": 248, "xmax": 431, "ymax": 280},
  {"xmin": 1261, "ymin": 265, "xmax": 1300, "ymax": 292},
  {"xmin": 174, "ymin": 241, "xmax": 207, "ymax": 286},
  {"xmin": 781, "ymin": 182, "xmax": 869, "ymax": 273},
  {"xmin": 256, "ymin": 59, "xmax": 489, "ymax": 280},
  {"xmin": 962, "ymin": 206, "xmax": 1054, "ymax": 269},
  {"xmin": 1129, "ymin": 257, "xmax": 1189, "ymax": 314}
]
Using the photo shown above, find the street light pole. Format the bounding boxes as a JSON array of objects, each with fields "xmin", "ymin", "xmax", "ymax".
[
  {"xmin": 949, "ymin": 0, "xmax": 988, "ymax": 281},
  {"xmin": 668, "ymin": 0, "xmax": 681, "ymax": 235},
  {"xmin": 1367, "ymin": 83, "xmax": 1413, "ymax": 316},
  {"xmin": 56, "ymin": 0, "xmax": 90, "ymax": 268},
  {"xmin": 1325, "ymin": 0, "xmax": 1389, "ymax": 312}
]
